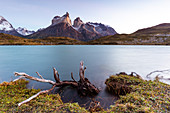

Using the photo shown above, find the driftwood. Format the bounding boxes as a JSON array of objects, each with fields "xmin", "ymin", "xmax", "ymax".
[
  {"xmin": 116, "ymin": 72, "xmax": 143, "ymax": 80},
  {"xmin": 146, "ymin": 69, "xmax": 170, "ymax": 80},
  {"xmin": 14, "ymin": 61, "xmax": 100, "ymax": 106}
]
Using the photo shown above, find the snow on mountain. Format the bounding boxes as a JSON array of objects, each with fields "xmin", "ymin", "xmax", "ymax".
[
  {"xmin": 72, "ymin": 17, "xmax": 117, "ymax": 36},
  {"xmin": 16, "ymin": 27, "xmax": 35, "ymax": 36},
  {"xmin": 28, "ymin": 12, "xmax": 117, "ymax": 41},
  {"xmin": 88, "ymin": 22, "xmax": 99, "ymax": 27},
  {"xmin": 0, "ymin": 16, "xmax": 14, "ymax": 31},
  {"xmin": 87, "ymin": 22, "xmax": 117, "ymax": 36}
]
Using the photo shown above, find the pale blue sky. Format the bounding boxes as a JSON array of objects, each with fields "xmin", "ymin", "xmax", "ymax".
[{"xmin": 0, "ymin": 0, "xmax": 170, "ymax": 33}]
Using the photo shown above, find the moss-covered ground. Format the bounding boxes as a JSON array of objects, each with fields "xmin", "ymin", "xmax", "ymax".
[
  {"xmin": 0, "ymin": 75, "xmax": 169, "ymax": 112},
  {"xmin": 105, "ymin": 74, "xmax": 170, "ymax": 113},
  {"xmin": 0, "ymin": 79, "xmax": 87, "ymax": 112}
]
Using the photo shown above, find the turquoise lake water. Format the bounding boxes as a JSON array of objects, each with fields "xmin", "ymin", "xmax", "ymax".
[{"xmin": 0, "ymin": 45, "xmax": 170, "ymax": 108}]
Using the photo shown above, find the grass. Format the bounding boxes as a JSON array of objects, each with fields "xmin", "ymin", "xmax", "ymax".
[
  {"xmin": 105, "ymin": 74, "xmax": 170, "ymax": 113},
  {"xmin": 2, "ymin": 32, "xmax": 170, "ymax": 45},
  {"xmin": 89, "ymin": 34, "xmax": 170, "ymax": 45},
  {"xmin": 0, "ymin": 79, "xmax": 87, "ymax": 112},
  {"xmin": 0, "ymin": 75, "xmax": 169, "ymax": 112},
  {"xmin": 0, "ymin": 33, "xmax": 86, "ymax": 45}
]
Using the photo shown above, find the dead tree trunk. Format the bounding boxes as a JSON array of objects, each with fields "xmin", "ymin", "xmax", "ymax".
[{"xmin": 14, "ymin": 61, "xmax": 100, "ymax": 106}]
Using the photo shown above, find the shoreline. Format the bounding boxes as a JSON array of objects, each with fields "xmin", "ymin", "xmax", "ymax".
[{"xmin": 0, "ymin": 74, "xmax": 169, "ymax": 112}]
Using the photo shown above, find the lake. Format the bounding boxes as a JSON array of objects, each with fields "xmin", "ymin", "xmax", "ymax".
[{"xmin": 0, "ymin": 45, "xmax": 170, "ymax": 108}]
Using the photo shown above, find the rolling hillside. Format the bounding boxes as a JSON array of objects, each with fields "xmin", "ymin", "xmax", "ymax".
[
  {"xmin": 0, "ymin": 33, "xmax": 85, "ymax": 45},
  {"xmin": 134, "ymin": 23, "xmax": 170, "ymax": 35},
  {"xmin": 89, "ymin": 34, "xmax": 170, "ymax": 45}
]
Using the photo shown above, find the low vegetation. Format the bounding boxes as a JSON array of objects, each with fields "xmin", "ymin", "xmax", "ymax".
[
  {"xmin": 0, "ymin": 73, "xmax": 169, "ymax": 112},
  {"xmin": 2, "ymin": 33, "xmax": 170, "ymax": 45},
  {"xmin": 89, "ymin": 34, "xmax": 170, "ymax": 45},
  {"xmin": 0, "ymin": 79, "xmax": 87, "ymax": 112},
  {"xmin": 105, "ymin": 73, "xmax": 170, "ymax": 113},
  {"xmin": 0, "ymin": 33, "xmax": 85, "ymax": 45}
]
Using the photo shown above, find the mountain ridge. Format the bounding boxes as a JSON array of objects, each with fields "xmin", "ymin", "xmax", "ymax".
[
  {"xmin": 16, "ymin": 27, "xmax": 35, "ymax": 36},
  {"xmin": 27, "ymin": 12, "xmax": 117, "ymax": 41},
  {"xmin": 0, "ymin": 13, "xmax": 117, "ymax": 41},
  {"xmin": 133, "ymin": 23, "xmax": 170, "ymax": 35}
]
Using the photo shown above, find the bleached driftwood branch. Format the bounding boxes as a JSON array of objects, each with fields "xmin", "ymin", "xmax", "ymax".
[
  {"xmin": 13, "ymin": 76, "xmax": 24, "ymax": 82},
  {"xmin": 36, "ymin": 72, "xmax": 44, "ymax": 79},
  {"xmin": 18, "ymin": 84, "xmax": 56, "ymax": 106},
  {"xmin": 14, "ymin": 72, "xmax": 56, "ymax": 85},
  {"xmin": 14, "ymin": 61, "xmax": 100, "ymax": 107},
  {"xmin": 146, "ymin": 69, "xmax": 170, "ymax": 80}
]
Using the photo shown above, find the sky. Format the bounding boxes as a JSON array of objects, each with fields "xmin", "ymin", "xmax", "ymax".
[{"xmin": 0, "ymin": 0, "xmax": 170, "ymax": 34}]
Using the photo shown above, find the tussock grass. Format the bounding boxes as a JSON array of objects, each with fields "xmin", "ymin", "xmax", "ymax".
[
  {"xmin": 0, "ymin": 79, "xmax": 87, "ymax": 112},
  {"xmin": 105, "ymin": 74, "xmax": 170, "ymax": 113}
]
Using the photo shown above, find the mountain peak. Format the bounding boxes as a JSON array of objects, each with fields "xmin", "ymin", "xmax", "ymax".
[
  {"xmin": 16, "ymin": 27, "xmax": 35, "ymax": 36},
  {"xmin": 51, "ymin": 12, "xmax": 72, "ymax": 26},
  {"xmin": 29, "ymin": 12, "xmax": 117, "ymax": 41},
  {"xmin": 73, "ymin": 17, "xmax": 84, "ymax": 28},
  {"xmin": 63, "ymin": 12, "xmax": 69, "ymax": 17},
  {"xmin": 0, "ymin": 16, "xmax": 5, "ymax": 20},
  {"xmin": 0, "ymin": 16, "xmax": 14, "ymax": 31}
]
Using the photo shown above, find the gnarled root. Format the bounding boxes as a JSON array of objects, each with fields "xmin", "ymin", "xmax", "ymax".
[{"xmin": 13, "ymin": 61, "xmax": 100, "ymax": 106}]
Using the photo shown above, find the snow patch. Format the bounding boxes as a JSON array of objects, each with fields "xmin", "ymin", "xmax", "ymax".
[
  {"xmin": 88, "ymin": 23, "xmax": 99, "ymax": 27},
  {"xmin": 16, "ymin": 27, "xmax": 35, "ymax": 36},
  {"xmin": 0, "ymin": 21, "xmax": 13, "ymax": 31},
  {"xmin": 72, "ymin": 26, "xmax": 80, "ymax": 31},
  {"xmin": 0, "ymin": 16, "xmax": 14, "ymax": 31}
]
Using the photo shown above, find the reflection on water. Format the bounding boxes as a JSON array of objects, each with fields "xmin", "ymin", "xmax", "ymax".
[
  {"xmin": 0, "ymin": 45, "xmax": 170, "ymax": 108},
  {"xmin": 51, "ymin": 85, "xmax": 118, "ymax": 109}
]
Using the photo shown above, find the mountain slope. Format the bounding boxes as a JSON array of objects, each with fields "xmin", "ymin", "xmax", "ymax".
[
  {"xmin": 28, "ymin": 12, "xmax": 117, "ymax": 41},
  {"xmin": 133, "ymin": 23, "xmax": 170, "ymax": 35},
  {"xmin": 89, "ymin": 23, "xmax": 170, "ymax": 45},
  {"xmin": 89, "ymin": 33, "xmax": 170, "ymax": 45},
  {"xmin": 28, "ymin": 22, "xmax": 87, "ymax": 41},
  {"xmin": 0, "ymin": 16, "xmax": 23, "ymax": 37},
  {"xmin": 16, "ymin": 27, "xmax": 35, "ymax": 36},
  {"xmin": 0, "ymin": 33, "xmax": 84, "ymax": 45}
]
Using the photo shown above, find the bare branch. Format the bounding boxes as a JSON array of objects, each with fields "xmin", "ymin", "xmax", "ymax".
[
  {"xmin": 146, "ymin": 69, "xmax": 170, "ymax": 78},
  {"xmin": 57, "ymin": 71, "xmax": 60, "ymax": 81},
  {"xmin": 36, "ymin": 72, "xmax": 44, "ymax": 79},
  {"xmin": 83, "ymin": 66, "xmax": 87, "ymax": 78},
  {"xmin": 12, "ymin": 76, "xmax": 24, "ymax": 82},
  {"xmin": 71, "ymin": 72, "xmax": 77, "ymax": 82},
  {"xmin": 18, "ymin": 84, "xmax": 56, "ymax": 106},
  {"xmin": 14, "ymin": 72, "xmax": 56, "ymax": 85},
  {"xmin": 79, "ymin": 61, "xmax": 85, "ymax": 80},
  {"xmin": 14, "ymin": 61, "xmax": 100, "ymax": 106},
  {"xmin": 53, "ymin": 68, "xmax": 60, "ymax": 83},
  {"xmin": 146, "ymin": 69, "xmax": 170, "ymax": 80},
  {"xmin": 130, "ymin": 72, "xmax": 143, "ymax": 80}
]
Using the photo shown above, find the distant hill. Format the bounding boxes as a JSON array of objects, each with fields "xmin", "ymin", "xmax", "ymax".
[
  {"xmin": 133, "ymin": 23, "xmax": 170, "ymax": 35},
  {"xmin": 0, "ymin": 33, "xmax": 85, "ymax": 45},
  {"xmin": 2, "ymin": 22, "xmax": 170, "ymax": 45},
  {"xmin": 89, "ymin": 33, "xmax": 170, "ymax": 45},
  {"xmin": 89, "ymin": 23, "xmax": 170, "ymax": 45}
]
